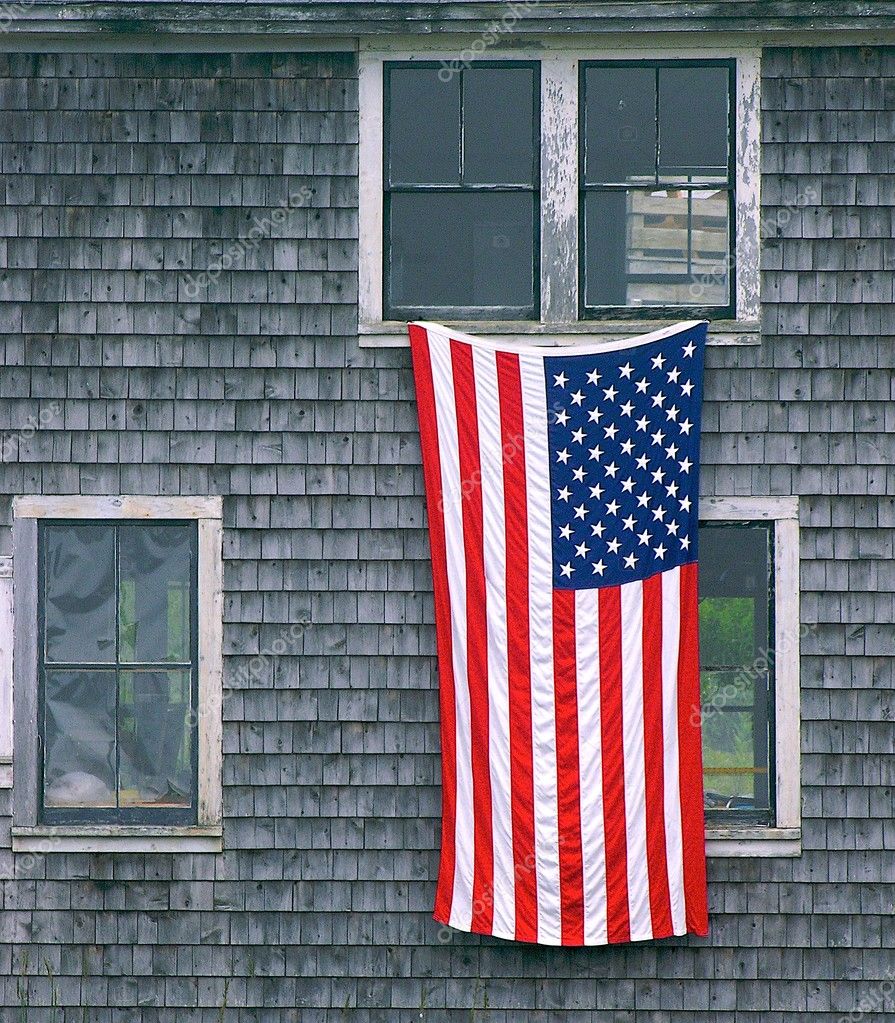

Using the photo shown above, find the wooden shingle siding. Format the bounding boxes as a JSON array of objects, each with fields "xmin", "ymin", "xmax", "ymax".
[{"xmin": 0, "ymin": 42, "xmax": 890, "ymax": 1021}]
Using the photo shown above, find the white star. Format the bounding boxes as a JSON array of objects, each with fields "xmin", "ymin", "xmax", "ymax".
[
  {"xmin": 681, "ymin": 535, "xmax": 691, "ymax": 550},
  {"xmin": 573, "ymin": 503, "xmax": 588, "ymax": 520},
  {"xmin": 680, "ymin": 496, "xmax": 692, "ymax": 512},
  {"xmin": 665, "ymin": 443, "xmax": 679, "ymax": 460},
  {"xmin": 570, "ymin": 390, "xmax": 585, "ymax": 407},
  {"xmin": 559, "ymin": 523, "xmax": 573, "ymax": 540},
  {"xmin": 604, "ymin": 462, "xmax": 619, "ymax": 478},
  {"xmin": 619, "ymin": 362, "xmax": 634, "ymax": 379},
  {"xmin": 591, "ymin": 521, "xmax": 606, "ymax": 537},
  {"xmin": 651, "ymin": 429, "xmax": 666, "ymax": 446},
  {"xmin": 557, "ymin": 486, "xmax": 572, "ymax": 502},
  {"xmin": 606, "ymin": 500, "xmax": 620, "ymax": 516},
  {"xmin": 635, "ymin": 454, "xmax": 650, "ymax": 471},
  {"xmin": 651, "ymin": 391, "xmax": 666, "ymax": 408},
  {"xmin": 679, "ymin": 457, "xmax": 692, "ymax": 474},
  {"xmin": 636, "ymin": 492, "xmax": 651, "ymax": 508},
  {"xmin": 589, "ymin": 483, "xmax": 604, "ymax": 500},
  {"xmin": 620, "ymin": 439, "xmax": 634, "ymax": 455},
  {"xmin": 651, "ymin": 352, "xmax": 666, "ymax": 369},
  {"xmin": 681, "ymin": 380, "xmax": 694, "ymax": 397},
  {"xmin": 554, "ymin": 372, "xmax": 568, "ymax": 388},
  {"xmin": 604, "ymin": 423, "xmax": 619, "ymax": 440},
  {"xmin": 572, "ymin": 466, "xmax": 587, "ymax": 482},
  {"xmin": 602, "ymin": 385, "xmax": 618, "ymax": 402},
  {"xmin": 654, "ymin": 543, "xmax": 667, "ymax": 560},
  {"xmin": 622, "ymin": 514, "xmax": 637, "ymax": 532},
  {"xmin": 651, "ymin": 467, "xmax": 666, "ymax": 484},
  {"xmin": 638, "ymin": 529, "xmax": 653, "ymax": 546},
  {"xmin": 666, "ymin": 520, "xmax": 680, "ymax": 536},
  {"xmin": 624, "ymin": 552, "xmax": 639, "ymax": 570},
  {"xmin": 571, "ymin": 428, "xmax": 586, "ymax": 444},
  {"xmin": 555, "ymin": 409, "xmax": 570, "ymax": 427},
  {"xmin": 560, "ymin": 561, "xmax": 574, "ymax": 578},
  {"xmin": 635, "ymin": 415, "xmax": 649, "ymax": 432},
  {"xmin": 666, "ymin": 405, "xmax": 680, "ymax": 422},
  {"xmin": 667, "ymin": 366, "xmax": 681, "ymax": 383},
  {"xmin": 592, "ymin": 560, "xmax": 606, "ymax": 576},
  {"xmin": 607, "ymin": 537, "xmax": 621, "ymax": 554},
  {"xmin": 683, "ymin": 341, "xmax": 696, "ymax": 358},
  {"xmin": 620, "ymin": 400, "xmax": 635, "ymax": 417},
  {"xmin": 635, "ymin": 378, "xmax": 649, "ymax": 394},
  {"xmin": 652, "ymin": 505, "xmax": 667, "ymax": 522},
  {"xmin": 557, "ymin": 448, "xmax": 571, "ymax": 464},
  {"xmin": 621, "ymin": 476, "xmax": 635, "ymax": 494},
  {"xmin": 588, "ymin": 407, "xmax": 603, "ymax": 424},
  {"xmin": 586, "ymin": 369, "xmax": 601, "ymax": 386},
  {"xmin": 575, "ymin": 540, "xmax": 590, "ymax": 559},
  {"xmin": 679, "ymin": 418, "xmax": 693, "ymax": 435},
  {"xmin": 666, "ymin": 480, "xmax": 679, "ymax": 498},
  {"xmin": 589, "ymin": 445, "xmax": 604, "ymax": 461}
]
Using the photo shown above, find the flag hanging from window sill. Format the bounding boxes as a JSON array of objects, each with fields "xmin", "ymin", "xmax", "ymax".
[{"xmin": 409, "ymin": 320, "xmax": 709, "ymax": 947}]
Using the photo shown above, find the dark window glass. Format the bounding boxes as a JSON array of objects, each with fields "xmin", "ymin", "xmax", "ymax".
[
  {"xmin": 39, "ymin": 521, "xmax": 198, "ymax": 824},
  {"xmin": 384, "ymin": 62, "xmax": 539, "ymax": 319},
  {"xmin": 580, "ymin": 61, "xmax": 733, "ymax": 316},
  {"xmin": 698, "ymin": 523, "xmax": 773, "ymax": 825}
]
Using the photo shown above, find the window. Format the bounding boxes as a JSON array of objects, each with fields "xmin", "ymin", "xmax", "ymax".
[
  {"xmin": 39, "ymin": 521, "xmax": 198, "ymax": 824},
  {"xmin": 11, "ymin": 496, "xmax": 223, "ymax": 853},
  {"xmin": 580, "ymin": 61, "xmax": 734, "ymax": 317},
  {"xmin": 699, "ymin": 498, "xmax": 801, "ymax": 858},
  {"xmin": 358, "ymin": 50, "xmax": 760, "ymax": 344},
  {"xmin": 383, "ymin": 61, "xmax": 540, "ymax": 319}
]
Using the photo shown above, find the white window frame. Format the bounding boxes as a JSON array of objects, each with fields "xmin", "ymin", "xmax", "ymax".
[
  {"xmin": 358, "ymin": 43, "xmax": 761, "ymax": 348},
  {"xmin": 701, "ymin": 496, "xmax": 801, "ymax": 858},
  {"xmin": 9, "ymin": 496, "xmax": 223, "ymax": 853}
]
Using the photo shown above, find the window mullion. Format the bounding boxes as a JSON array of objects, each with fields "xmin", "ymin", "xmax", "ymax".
[{"xmin": 540, "ymin": 55, "xmax": 578, "ymax": 325}]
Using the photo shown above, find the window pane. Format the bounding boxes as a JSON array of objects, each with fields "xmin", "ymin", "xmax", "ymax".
[
  {"xmin": 387, "ymin": 67, "xmax": 460, "ymax": 185},
  {"xmin": 463, "ymin": 66, "xmax": 536, "ymax": 185},
  {"xmin": 119, "ymin": 524, "xmax": 192, "ymax": 663},
  {"xmin": 583, "ymin": 66, "xmax": 655, "ymax": 184},
  {"xmin": 583, "ymin": 189, "xmax": 730, "ymax": 308},
  {"xmin": 43, "ymin": 669, "xmax": 116, "ymax": 808},
  {"xmin": 702, "ymin": 704, "xmax": 770, "ymax": 811},
  {"xmin": 659, "ymin": 66, "xmax": 729, "ymax": 179},
  {"xmin": 388, "ymin": 192, "xmax": 536, "ymax": 313},
  {"xmin": 118, "ymin": 670, "xmax": 193, "ymax": 808},
  {"xmin": 44, "ymin": 524, "xmax": 116, "ymax": 664}
]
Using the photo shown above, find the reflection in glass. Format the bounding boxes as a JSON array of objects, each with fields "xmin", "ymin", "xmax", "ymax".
[
  {"xmin": 119, "ymin": 524, "xmax": 192, "ymax": 663},
  {"xmin": 44, "ymin": 525, "xmax": 116, "ymax": 663},
  {"xmin": 44, "ymin": 670, "xmax": 116, "ymax": 807},
  {"xmin": 118, "ymin": 670, "xmax": 192, "ymax": 808}
]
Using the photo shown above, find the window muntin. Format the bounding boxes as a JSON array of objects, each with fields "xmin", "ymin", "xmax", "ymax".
[
  {"xmin": 38, "ymin": 521, "xmax": 198, "ymax": 824},
  {"xmin": 383, "ymin": 61, "xmax": 540, "ymax": 319},
  {"xmin": 698, "ymin": 522, "xmax": 773, "ymax": 826},
  {"xmin": 580, "ymin": 60, "xmax": 735, "ymax": 318}
]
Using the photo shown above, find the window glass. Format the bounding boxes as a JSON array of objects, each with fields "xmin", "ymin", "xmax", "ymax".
[
  {"xmin": 384, "ymin": 62, "xmax": 539, "ymax": 318},
  {"xmin": 582, "ymin": 66, "xmax": 655, "ymax": 184},
  {"xmin": 698, "ymin": 523, "xmax": 772, "ymax": 822},
  {"xmin": 658, "ymin": 66, "xmax": 730, "ymax": 178},
  {"xmin": 39, "ymin": 521, "xmax": 197, "ymax": 823}
]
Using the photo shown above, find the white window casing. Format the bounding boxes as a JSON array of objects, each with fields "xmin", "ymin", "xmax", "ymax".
[
  {"xmin": 9, "ymin": 495, "xmax": 224, "ymax": 854},
  {"xmin": 358, "ymin": 43, "xmax": 761, "ymax": 348}
]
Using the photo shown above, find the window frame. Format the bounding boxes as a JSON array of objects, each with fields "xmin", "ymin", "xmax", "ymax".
[
  {"xmin": 358, "ymin": 45, "xmax": 761, "ymax": 347},
  {"xmin": 700, "ymin": 496, "xmax": 801, "ymax": 858},
  {"xmin": 10, "ymin": 496, "xmax": 223, "ymax": 853}
]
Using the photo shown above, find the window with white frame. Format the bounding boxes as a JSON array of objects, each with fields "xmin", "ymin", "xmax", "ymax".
[
  {"xmin": 9, "ymin": 497, "xmax": 223, "ymax": 853},
  {"xmin": 358, "ymin": 49, "xmax": 760, "ymax": 340},
  {"xmin": 699, "ymin": 497, "xmax": 801, "ymax": 857}
]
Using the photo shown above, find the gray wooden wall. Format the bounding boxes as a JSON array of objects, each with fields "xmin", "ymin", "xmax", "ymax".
[{"xmin": 0, "ymin": 45, "xmax": 891, "ymax": 1022}]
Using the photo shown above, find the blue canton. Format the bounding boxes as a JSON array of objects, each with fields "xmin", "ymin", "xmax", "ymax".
[{"xmin": 546, "ymin": 324, "xmax": 707, "ymax": 590}]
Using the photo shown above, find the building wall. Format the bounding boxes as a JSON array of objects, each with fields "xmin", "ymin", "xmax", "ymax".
[{"xmin": 0, "ymin": 44, "xmax": 891, "ymax": 1022}]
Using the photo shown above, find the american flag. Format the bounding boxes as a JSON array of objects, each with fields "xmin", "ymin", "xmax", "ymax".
[{"xmin": 410, "ymin": 319, "xmax": 709, "ymax": 946}]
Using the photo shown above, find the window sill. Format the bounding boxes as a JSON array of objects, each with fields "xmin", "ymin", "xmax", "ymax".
[
  {"xmin": 705, "ymin": 826, "xmax": 801, "ymax": 858},
  {"xmin": 11, "ymin": 824, "xmax": 223, "ymax": 854},
  {"xmin": 359, "ymin": 319, "xmax": 760, "ymax": 348}
]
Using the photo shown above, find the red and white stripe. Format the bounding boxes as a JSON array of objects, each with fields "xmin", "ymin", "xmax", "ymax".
[{"xmin": 410, "ymin": 322, "xmax": 708, "ymax": 946}]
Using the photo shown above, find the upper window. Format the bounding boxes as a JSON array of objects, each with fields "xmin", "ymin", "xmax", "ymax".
[
  {"xmin": 580, "ymin": 61, "xmax": 734, "ymax": 317},
  {"xmin": 383, "ymin": 62, "xmax": 540, "ymax": 319},
  {"xmin": 39, "ymin": 521, "xmax": 198, "ymax": 824}
]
